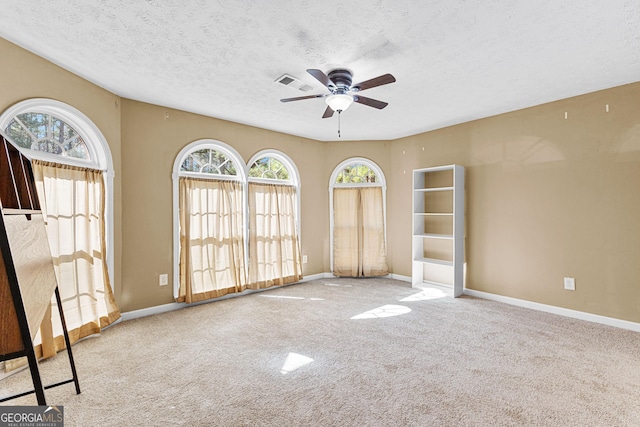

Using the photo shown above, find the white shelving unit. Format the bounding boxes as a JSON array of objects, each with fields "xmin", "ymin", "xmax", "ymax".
[{"xmin": 412, "ymin": 165, "xmax": 465, "ymax": 297}]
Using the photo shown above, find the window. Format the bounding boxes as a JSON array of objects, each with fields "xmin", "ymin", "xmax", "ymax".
[
  {"xmin": 329, "ymin": 158, "xmax": 388, "ymax": 277},
  {"xmin": 334, "ymin": 162, "xmax": 379, "ymax": 184},
  {"xmin": 0, "ymin": 99, "xmax": 107, "ymax": 170},
  {"xmin": 0, "ymin": 98, "xmax": 119, "ymax": 364},
  {"xmin": 0, "ymin": 99, "xmax": 113, "ymax": 277},
  {"xmin": 5, "ymin": 112, "xmax": 91, "ymax": 160},
  {"xmin": 247, "ymin": 151, "xmax": 302, "ymax": 289},
  {"xmin": 180, "ymin": 148, "xmax": 238, "ymax": 176},
  {"xmin": 248, "ymin": 156, "xmax": 290, "ymax": 181},
  {"xmin": 173, "ymin": 145, "xmax": 303, "ymax": 302},
  {"xmin": 173, "ymin": 140, "xmax": 247, "ymax": 302}
]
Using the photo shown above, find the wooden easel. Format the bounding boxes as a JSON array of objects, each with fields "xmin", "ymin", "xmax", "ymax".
[{"xmin": 0, "ymin": 208, "xmax": 80, "ymax": 405}]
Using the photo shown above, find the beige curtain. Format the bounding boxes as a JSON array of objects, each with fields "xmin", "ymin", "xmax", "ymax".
[
  {"xmin": 248, "ymin": 183, "xmax": 302, "ymax": 289},
  {"xmin": 178, "ymin": 177, "xmax": 246, "ymax": 303},
  {"xmin": 333, "ymin": 187, "xmax": 389, "ymax": 277},
  {"xmin": 28, "ymin": 160, "xmax": 120, "ymax": 361}
]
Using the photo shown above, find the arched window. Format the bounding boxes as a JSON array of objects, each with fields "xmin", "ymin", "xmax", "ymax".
[
  {"xmin": 0, "ymin": 99, "xmax": 109, "ymax": 169},
  {"xmin": 172, "ymin": 140, "xmax": 247, "ymax": 302},
  {"xmin": 5, "ymin": 112, "xmax": 90, "ymax": 161},
  {"xmin": 248, "ymin": 155, "xmax": 293, "ymax": 182},
  {"xmin": 334, "ymin": 162, "xmax": 380, "ymax": 184},
  {"xmin": 0, "ymin": 99, "xmax": 113, "ymax": 274},
  {"xmin": 179, "ymin": 147, "xmax": 239, "ymax": 176},
  {"xmin": 329, "ymin": 158, "xmax": 388, "ymax": 277},
  {"xmin": 0, "ymin": 98, "xmax": 119, "ymax": 360},
  {"xmin": 246, "ymin": 150, "xmax": 302, "ymax": 289}
]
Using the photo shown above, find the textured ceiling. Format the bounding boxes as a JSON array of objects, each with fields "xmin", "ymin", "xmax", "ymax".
[{"xmin": 0, "ymin": 1, "xmax": 638, "ymax": 141}]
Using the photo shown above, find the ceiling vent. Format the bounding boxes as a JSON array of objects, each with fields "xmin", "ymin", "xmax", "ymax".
[{"xmin": 275, "ymin": 74, "xmax": 313, "ymax": 92}]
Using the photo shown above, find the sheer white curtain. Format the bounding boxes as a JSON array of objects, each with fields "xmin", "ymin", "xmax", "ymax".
[
  {"xmin": 178, "ymin": 177, "xmax": 246, "ymax": 303},
  {"xmin": 248, "ymin": 183, "xmax": 302, "ymax": 289},
  {"xmin": 333, "ymin": 186, "xmax": 388, "ymax": 277},
  {"xmin": 31, "ymin": 160, "xmax": 120, "ymax": 359}
]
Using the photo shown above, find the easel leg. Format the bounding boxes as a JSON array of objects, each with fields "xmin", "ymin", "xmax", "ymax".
[
  {"xmin": 25, "ymin": 348, "xmax": 46, "ymax": 405},
  {"xmin": 54, "ymin": 286, "xmax": 80, "ymax": 395}
]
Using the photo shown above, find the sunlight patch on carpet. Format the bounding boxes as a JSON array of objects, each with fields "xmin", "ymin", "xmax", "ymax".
[
  {"xmin": 399, "ymin": 288, "xmax": 448, "ymax": 301},
  {"xmin": 281, "ymin": 352, "xmax": 314, "ymax": 374},
  {"xmin": 350, "ymin": 305, "xmax": 411, "ymax": 319}
]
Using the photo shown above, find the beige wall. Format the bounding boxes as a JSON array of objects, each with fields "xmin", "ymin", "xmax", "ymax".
[{"xmin": 2, "ymin": 36, "xmax": 640, "ymax": 323}]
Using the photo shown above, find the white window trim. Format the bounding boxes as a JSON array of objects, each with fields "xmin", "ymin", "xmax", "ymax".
[
  {"xmin": 328, "ymin": 157, "xmax": 387, "ymax": 273},
  {"xmin": 172, "ymin": 139, "xmax": 247, "ymax": 298},
  {"xmin": 0, "ymin": 98, "xmax": 115, "ymax": 286}
]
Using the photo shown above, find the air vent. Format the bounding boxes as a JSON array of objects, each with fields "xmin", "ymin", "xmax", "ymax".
[{"xmin": 275, "ymin": 74, "xmax": 313, "ymax": 92}]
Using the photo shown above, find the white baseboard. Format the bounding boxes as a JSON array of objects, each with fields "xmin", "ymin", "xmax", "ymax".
[
  {"xmin": 388, "ymin": 273, "xmax": 411, "ymax": 283},
  {"xmin": 121, "ymin": 302, "xmax": 185, "ymax": 322},
  {"xmin": 122, "ymin": 273, "xmax": 332, "ymax": 321},
  {"xmin": 300, "ymin": 273, "xmax": 330, "ymax": 281},
  {"xmin": 463, "ymin": 288, "xmax": 640, "ymax": 333}
]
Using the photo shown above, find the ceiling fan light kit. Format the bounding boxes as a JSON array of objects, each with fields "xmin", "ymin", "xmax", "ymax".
[{"xmin": 325, "ymin": 93, "xmax": 354, "ymax": 112}]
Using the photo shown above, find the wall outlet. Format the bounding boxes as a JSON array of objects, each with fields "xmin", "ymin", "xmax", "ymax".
[
  {"xmin": 159, "ymin": 273, "xmax": 169, "ymax": 286},
  {"xmin": 302, "ymin": 255, "xmax": 308, "ymax": 264},
  {"xmin": 564, "ymin": 277, "xmax": 575, "ymax": 291}
]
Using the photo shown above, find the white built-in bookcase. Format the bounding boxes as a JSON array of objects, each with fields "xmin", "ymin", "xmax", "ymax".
[{"xmin": 412, "ymin": 165, "xmax": 465, "ymax": 296}]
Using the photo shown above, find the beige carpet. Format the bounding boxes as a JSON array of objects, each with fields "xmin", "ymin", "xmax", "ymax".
[{"xmin": 2, "ymin": 277, "xmax": 640, "ymax": 426}]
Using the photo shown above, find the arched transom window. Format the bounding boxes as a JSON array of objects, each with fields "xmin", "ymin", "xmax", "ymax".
[
  {"xmin": 334, "ymin": 161, "xmax": 379, "ymax": 184},
  {"xmin": 0, "ymin": 99, "xmax": 109, "ymax": 170},
  {"xmin": 249, "ymin": 157, "xmax": 289, "ymax": 180},
  {"xmin": 247, "ymin": 152, "xmax": 298, "ymax": 185},
  {"xmin": 5, "ymin": 112, "xmax": 91, "ymax": 161},
  {"xmin": 180, "ymin": 147, "xmax": 238, "ymax": 176}
]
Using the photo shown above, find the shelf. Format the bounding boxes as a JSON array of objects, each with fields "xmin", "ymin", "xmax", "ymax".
[
  {"xmin": 415, "ymin": 280, "xmax": 454, "ymax": 293},
  {"xmin": 413, "ymin": 212, "xmax": 454, "ymax": 216},
  {"xmin": 414, "ymin": 186, "xmax": 454, "ymax": 193},
  {"xmin": 414, "ymin": 257, "xmax": 453, "ymax": 267},
  {"xmin": 413, "ymin": 233, "xmax": 454, "ymax": 240}
]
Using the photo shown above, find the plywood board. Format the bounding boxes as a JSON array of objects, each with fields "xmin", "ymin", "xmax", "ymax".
[
  {"xmin": 0, "ymin": 248, "xmax": 24, "ymax": 356},
  {"xmin": 3, "ymin": 213, "xmax": 58, "ymax": 340}
]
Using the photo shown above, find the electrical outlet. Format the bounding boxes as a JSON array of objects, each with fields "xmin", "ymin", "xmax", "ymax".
[
  {"xmin": 159, "ymin": 274, "xmax": 169, "ymax": 286},
  {"xmin": 302, "ymin": 255, "xmax": 308, "ymax": 264},
  {"xmin": 564, "ymin": 277, "xmax": 575, "ymax": 291}
]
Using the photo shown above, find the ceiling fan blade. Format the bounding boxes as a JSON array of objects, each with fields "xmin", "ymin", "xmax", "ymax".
[
  {"xmin": 354, "ymin": 95, "xmax": 388, "ymax": 109},
  {"xmin": 307, "ymin": 69, "xmax": 334, "ymax": 88},
  {"xmin": 280, "ymin": 94, "xmax": 326, "ymax": 102},
  {"xmin": 352, "ymin": 74, "xmax": 396, "ymax": 92},
  {"xmin": 322, "ymin": 106, "xmax": 334, "ymax": 118}
]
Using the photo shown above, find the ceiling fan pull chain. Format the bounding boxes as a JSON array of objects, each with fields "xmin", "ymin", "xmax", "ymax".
[{"xmin": 338, "ymin": 111, "xmax": 341, "ymax": 138}]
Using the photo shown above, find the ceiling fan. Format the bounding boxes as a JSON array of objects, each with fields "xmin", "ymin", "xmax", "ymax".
[{"xmin": 280, "ymin": 69, "xmax": 396, "ymax": 118}]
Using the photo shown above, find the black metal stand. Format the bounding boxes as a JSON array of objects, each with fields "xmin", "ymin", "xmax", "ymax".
[
  {"xmin": 0, "ymin": 286, "xmax": 81, "ymax": 404},
  {"xmin": 0, "ymin": 207, "xmax": 80, "ymax": 405}
]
